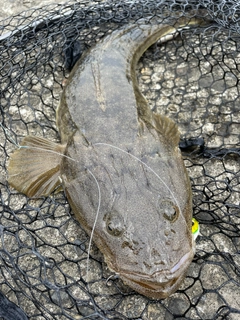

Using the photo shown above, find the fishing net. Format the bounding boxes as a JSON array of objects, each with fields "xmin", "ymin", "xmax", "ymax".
[{"xmin": 0, "ymin": 0, "xmax": 239, "ymax": 319}]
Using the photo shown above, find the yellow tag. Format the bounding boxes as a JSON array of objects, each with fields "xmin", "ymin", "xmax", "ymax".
[{"xmin": 192, "ymin": 218, "xmax": 200, "ymax": 240}]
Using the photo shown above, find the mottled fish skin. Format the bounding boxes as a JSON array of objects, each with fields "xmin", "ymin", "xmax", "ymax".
[
  {"xmin": 7, "ymin": 17, "xmax": 209, "ymax": 299},
  {"xmin": 57, "ymin": 18, "xmax": 206, "ymax": 299}
]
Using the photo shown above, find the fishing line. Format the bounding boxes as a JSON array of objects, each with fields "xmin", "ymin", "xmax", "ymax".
[
  {"xmin": 85, "ymin": 168, "xmax": 102, "ymax": 283},
  {"xmin": 3, "ymin": 119, "xmax": 191, "ymax": 275}
]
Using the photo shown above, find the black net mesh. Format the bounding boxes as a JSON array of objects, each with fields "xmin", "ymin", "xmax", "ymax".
[{"xmin": 0, "ymin": 0, "xmax": 240, "ymax": 319}]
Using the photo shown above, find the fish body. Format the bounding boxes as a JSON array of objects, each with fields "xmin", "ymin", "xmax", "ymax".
[{"xmin": 8, "ymin": 17, "xmax": 207, "ymax": 299}]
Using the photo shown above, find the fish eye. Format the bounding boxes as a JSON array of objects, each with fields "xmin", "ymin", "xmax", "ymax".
[
  {"xmin": 107, "ymin": 222, "xmax": 123, "ymax": 236},
  {"xmin": 158, "ymin": 199, "xmax": 179, "ymax": 223},
  {"xmin": 104, "ymin": 211, "xmax": 124, "ymax": 237}
]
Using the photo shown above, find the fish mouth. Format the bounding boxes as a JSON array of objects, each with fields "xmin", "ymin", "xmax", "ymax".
[{"xmin": 119, "ymin": 250, "xmax": 194, "ymax": 299}]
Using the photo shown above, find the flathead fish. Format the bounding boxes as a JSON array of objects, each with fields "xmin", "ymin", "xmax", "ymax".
[{"xmin": 8, "ymin": 17, "xmax": 205, "ymax": 299}]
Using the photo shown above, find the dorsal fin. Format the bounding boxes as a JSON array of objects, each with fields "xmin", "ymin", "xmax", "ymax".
[
  {"xmin": 8, "ymin": 136, "xmax": 66, "ymax": 198},
  {"xmin": 152, "ymin": 113, "xmax": 180, "ymax": 148}
]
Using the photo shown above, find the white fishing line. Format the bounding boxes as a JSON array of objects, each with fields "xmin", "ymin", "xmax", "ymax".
[
  {"xmin": 2, "ymin": 120, "xmax": 191, "ymax": 277},
  {"xmin": 85, "ymin": 168, "xmax": 101, "ymax": 283}
]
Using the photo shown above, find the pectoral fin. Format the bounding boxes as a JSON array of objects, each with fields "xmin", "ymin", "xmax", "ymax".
[
  {"xmin": 8, "ymin": 136, "xmax": 66, "ymax": 198},
  {"xmin": 152, "ymin": 113, "xmax": 180, "ymax": 148}
]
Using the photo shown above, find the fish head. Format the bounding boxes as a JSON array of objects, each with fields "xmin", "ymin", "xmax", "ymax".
[
  {"xmin": 63, "ymin": 136, "xmax": 194, "ymax": 299},
  {"xmin": 101, "ymin": 172, "xmax": 194, "ymax": 299}
]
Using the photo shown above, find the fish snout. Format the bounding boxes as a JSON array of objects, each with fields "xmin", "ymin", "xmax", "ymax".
[{"xmin": 120, "ymin": 249, "xmax": 195, "ymax": 299}]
